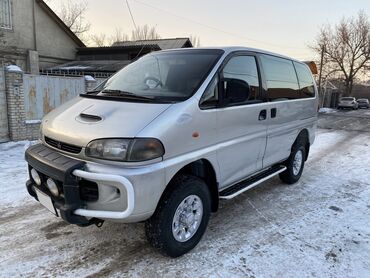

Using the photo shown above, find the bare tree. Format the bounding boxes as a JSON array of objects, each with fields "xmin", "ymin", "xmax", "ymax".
[
  {"xmin": 111, "ymin": 28, "xmax": 130, "ymax": 44},
  {"xmin": 312, "ymin": 11, "xmax": 370, "ymax": 96},
  {"xmin": 131, "ymin": 25, "xmax": 160, "ymax": 41},
  {"xmin": 89, "ymin": 33, "xmax": 107, "ymax": 47},
  {"xmin": 189, "ymin": 35, "xmax": 201, "ymax": 47},
  {"xmin": 57, "ymin": 0, "xmax": 91, "ymax": 41},
  {"xmin": 90, "ymin": 28, "xmax": 130, "ymax": 47}
]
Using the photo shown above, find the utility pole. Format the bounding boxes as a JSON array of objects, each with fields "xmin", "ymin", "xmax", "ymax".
[{"xmin": 317, "ymin": 45, "xmax": 325, "ymax": 107}]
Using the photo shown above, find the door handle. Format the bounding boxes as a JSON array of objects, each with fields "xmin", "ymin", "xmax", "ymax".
[
  {"xmin": 271, "ymin": 108, "xmax": 277, "ymax": 118},
  {"xmin": 259, "ymin": 109, "xmax": 267, "ymax": 121}
]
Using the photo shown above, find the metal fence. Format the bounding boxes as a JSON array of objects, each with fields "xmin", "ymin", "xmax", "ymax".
[
  {"xmin": 40, "ymin": 69, "xmax": 113, "ymax": 79},
  {"xmin": 23, "ymin": 74, "xmax": 85, "ymax": 121}
]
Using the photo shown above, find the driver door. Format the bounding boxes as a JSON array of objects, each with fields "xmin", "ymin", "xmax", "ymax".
[{"xmin": 216, "ymin": 54, "xmax": 268, "ymax": 188}]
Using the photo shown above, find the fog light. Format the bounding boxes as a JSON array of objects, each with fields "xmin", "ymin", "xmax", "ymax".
[
  {"xmin": 46, "ymin": 178, "xmax": 59, "ymax": 197},
  {"xmin": 30, "ymin": 168, "xmax": 42, "ymax": 186}
]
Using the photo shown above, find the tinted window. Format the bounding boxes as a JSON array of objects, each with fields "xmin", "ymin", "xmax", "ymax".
[
  {"xmin": 222, "ymin": 56, "xmax": 260, "ymax": 103},
  {"xmin": 260, "ymin": 54, "xmax": 300, "ymax": 101},
  {"xmin": 294, "ymin": 62, "xmax": 315, "ymax": 98}
]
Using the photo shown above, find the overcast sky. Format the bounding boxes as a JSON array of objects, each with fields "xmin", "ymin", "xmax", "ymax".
[{"xmin": 49, "ymin": 0, "xmax": 370, "ymax": 61}]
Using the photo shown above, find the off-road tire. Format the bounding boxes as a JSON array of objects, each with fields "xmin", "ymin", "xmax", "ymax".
[
  {"xmin": 145, "ymin": 174, "xmax": 211, "ymax": 258},
  {"xmin": 279, "ymin": 138, "xmax": 307, "ymax": 184}
]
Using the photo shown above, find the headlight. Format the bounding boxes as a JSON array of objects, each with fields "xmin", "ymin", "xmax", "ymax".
[
  {"xmin": 85, "ymin": 138, "xmax": 164, "ymax": 162},
  {"xmin": 128, "ymin": 138, "xmax": 165, "ymax": 162}
]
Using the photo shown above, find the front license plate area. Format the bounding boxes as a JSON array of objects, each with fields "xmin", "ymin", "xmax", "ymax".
[{"xmin": 35, "ymin": 187, "xmax": 58, "ymax": 216}]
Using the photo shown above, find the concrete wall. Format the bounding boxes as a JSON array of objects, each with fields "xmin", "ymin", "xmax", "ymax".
[
  {"xmin": 0, "ymin": 0, "xmax": 80, "ymax": 72},
  {"xmin": 34, "ymin": 1, "xmax": 79, "ymax": 69}
]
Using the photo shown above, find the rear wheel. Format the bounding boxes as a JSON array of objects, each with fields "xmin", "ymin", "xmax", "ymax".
[
  {"xmin": 145, "ymin": 175, "xmax": 211, "ymax": 257},
  {"xmin": 279, "ymin": 139, "xmax": 306, "ymax": 184}
]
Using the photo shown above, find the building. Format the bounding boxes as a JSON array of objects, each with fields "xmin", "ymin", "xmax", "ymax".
[
  {"xmin": 0, "ymin": 0, "xmax": 85, "ymax": 73},
  {"xmin": 46, "ymin": 38, "xmax": 193, "ymax": 77}
]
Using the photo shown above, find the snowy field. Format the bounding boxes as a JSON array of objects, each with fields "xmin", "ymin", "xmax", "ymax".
[{"xmin": 0, "ymin": 128, "xmax": 370, "ymax": 277}]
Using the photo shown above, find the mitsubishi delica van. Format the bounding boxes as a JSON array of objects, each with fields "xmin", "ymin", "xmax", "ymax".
[{"xmin": 25, "ymin": 47, "xmax": 318, "ymax": 257}]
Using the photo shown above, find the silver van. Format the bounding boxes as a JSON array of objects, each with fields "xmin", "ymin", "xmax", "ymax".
[{"xmin": 25, "ymin": 47, "xmax": 318, "ymax": 257}]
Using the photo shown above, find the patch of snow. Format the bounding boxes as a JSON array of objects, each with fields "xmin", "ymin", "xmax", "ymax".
[
  {"xmin": 0, "ymin": 140, "xmax": 36, "ymax": 207},
  {"xmin": 25, "ymin": 119, "xmax": 41, "ymax": 124},
  {"xmin": 59, "ymin": 66, "xmax": 91, "ymax": 70},
  {"xmin": 319, "ymin": 107, "xmax": 337, "ymax": 114},
  {"xmin": 6, "ymin": 65, "xmax": 23, "ymax": 73},
  {"xmin": 84, "ymin": 75, "xmax": 96, "ymax": 82}
]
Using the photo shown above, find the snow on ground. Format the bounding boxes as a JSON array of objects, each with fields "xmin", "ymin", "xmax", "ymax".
[
  {"xmin": 0, "ymin": 129, "xmax": 370, "ymax": 277},
  {"xmin": 0, "ymin": 141, "xmax": 35, "ymax": 207},
  {"xmin": 319, "ymin": 107, "xmax": 337, "ymax": 114}
]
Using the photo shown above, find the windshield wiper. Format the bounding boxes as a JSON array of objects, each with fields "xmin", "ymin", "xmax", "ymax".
[{"xmin": 100, "ymin": 89, "xmax": 155, "ymax": 100}]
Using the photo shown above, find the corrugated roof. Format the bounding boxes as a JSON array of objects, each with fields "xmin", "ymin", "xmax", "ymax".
[
  {"xmin": 49, "ymin": 60, "xmax": 131, "ymax": 72},
  {"xmin": 76, "ymin": 44, "xmax": 160, "ymax": 54},
  {"xmin": 112, "ymin": 38, "xmax": 192, "ymax": 50}
]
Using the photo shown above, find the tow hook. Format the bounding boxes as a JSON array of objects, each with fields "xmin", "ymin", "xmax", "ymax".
[
  {"xmin": 76, "ymin": 218, "xmax": 105, "ymax": 228},
  {"xmin": 94, "ymin": 219, "xmax": 104, "ymax": 228}
]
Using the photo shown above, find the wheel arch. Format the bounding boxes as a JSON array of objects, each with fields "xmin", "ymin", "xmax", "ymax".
[
  {"xmin": 161, "ymin": 159, "xmax": 219, "ymax": 212},
  {"xmin": 295, "ymin": 128, "xmax": 310, "ymax": 161}
]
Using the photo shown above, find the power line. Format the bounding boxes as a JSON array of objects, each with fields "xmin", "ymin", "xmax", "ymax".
[
  {"xmin": 124, "ymin": 0, "xmax": 147, "ymax": 60},
  {"xmin": 126, "ymin": 0, "xmax": 137, "ymax": 31},
  {"xmin": 132, "ymin": 0, "xmax": 308, "ymax": 51}
]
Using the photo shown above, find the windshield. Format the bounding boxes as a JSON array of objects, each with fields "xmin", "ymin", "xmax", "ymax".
[
  {"xmin": 358, "ymin": 99, "xmax": 368, "ymax": 102},
  {"xmin": 90, "ymin": 49, "xmax": 223, "ymax": 102},
  {"xmin": 341, "ymin": 97, "xmax": 354, "ymax": 101}
]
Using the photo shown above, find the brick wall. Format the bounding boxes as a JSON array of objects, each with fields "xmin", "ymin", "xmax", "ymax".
[{"xmin": 0, "ymin": 68, "xmax": 9, "ymax": 142}]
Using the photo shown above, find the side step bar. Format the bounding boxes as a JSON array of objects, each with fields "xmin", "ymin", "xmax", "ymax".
[{"xmin": 219, "ymin": 165, "xmax": 287, "ymax": 200}]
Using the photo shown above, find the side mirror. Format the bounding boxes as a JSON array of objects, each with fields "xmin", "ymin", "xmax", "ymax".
[{"xmin": 223, "ymin": 78, "xmax": 250, "ymax": 104}]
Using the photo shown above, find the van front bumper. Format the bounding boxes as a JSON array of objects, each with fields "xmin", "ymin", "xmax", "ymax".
[{"xmin": 25, "ymin": 144, "xmax": 165, "ymax": 225}]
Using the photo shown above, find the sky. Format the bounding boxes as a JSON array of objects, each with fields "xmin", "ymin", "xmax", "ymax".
[{"xmin": 48, "ymin": 0, "xmax": 370, "ymax": 61}]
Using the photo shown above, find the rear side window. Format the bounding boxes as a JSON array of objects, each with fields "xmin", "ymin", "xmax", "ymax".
[
  {"xmin": 294, "ymin": 62, "xmax": 315, "ymax": 98},
  {"xmin": 260, "ymin": 54, "xmax": 300, "ymax": 101}
]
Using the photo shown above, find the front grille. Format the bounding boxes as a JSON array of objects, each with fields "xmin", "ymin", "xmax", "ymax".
[{"xmin": 45, "ymin": 136, "xmax": 82, "ymax": 154}]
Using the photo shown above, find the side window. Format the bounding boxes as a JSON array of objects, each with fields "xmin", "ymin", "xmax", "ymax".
[
  {"xmin": 200, "ymin": 76, "xmax": 219, "ymax": 108},
  {"xmin": 260, "ymin": 54, "xmax": 300, "ymax": 101},
  {"xmin": 222, "ymin": 56, "xmax": 260, "ymax": 104},
  {"xmin": 294, "ymin": 62, "xmax": 315, "ymax": 98}
]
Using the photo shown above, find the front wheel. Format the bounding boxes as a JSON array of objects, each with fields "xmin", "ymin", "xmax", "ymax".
[
  {"xmin": 279, "ymin": 142, "xmax": 306, "ymax": 184},
  {"xmin": 145, "ymin": 175, "xmax": 211, "ymax": 257}
]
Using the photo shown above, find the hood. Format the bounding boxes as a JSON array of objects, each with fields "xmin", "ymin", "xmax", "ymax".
[{"xmin": 42, "ymin": 96, "xmax": 172, "ymax": 147}]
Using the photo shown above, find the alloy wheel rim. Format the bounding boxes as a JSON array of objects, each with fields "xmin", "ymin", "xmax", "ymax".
[
  {"xmin": 172, "ymin": 195, "xmax": 203, "ymax": 242},
  {"xmin": 293, "ymin": 150, "xmax": 303, "ymax": 176}
]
